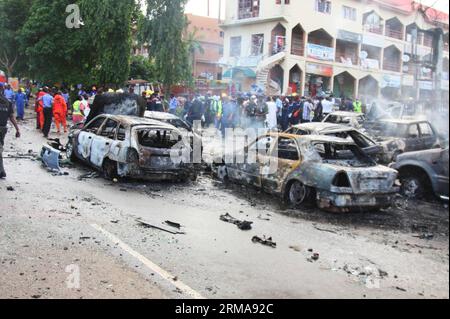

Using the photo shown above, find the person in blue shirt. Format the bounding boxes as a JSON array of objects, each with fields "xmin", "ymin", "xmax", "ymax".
[
  {"xmin": 15, "ymin": 88, "xmax": 27, "ymax": 120},
  {"xmin": 3, "ymin": 84, "xmax": 15, "ymax": 103},
  {"xmin": 37, "ymin": 87, "xmax": 54, "ymax": 138},
  {"xmin": 221, "ymin": 95, "xmax": 237, "ymax": 138},
  {"xmin": 169, "ymin": 94, "xmax": 178, "ymax": 114}
]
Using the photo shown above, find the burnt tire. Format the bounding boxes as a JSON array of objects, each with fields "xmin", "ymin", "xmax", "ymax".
[
  {"xmin": 102, "ymin": 159, "xmax": 119, "ymax": 181},
  {"xmin": 400, "ymin": 173, "xmax": 428, "ymax": 199},
  {"xmin": 66, "ymin": 139, "xmax": 77, "ymax": 162},
  {"xmin": 285, "ymin": 180, "xmax": 311, "ymax": 208}
]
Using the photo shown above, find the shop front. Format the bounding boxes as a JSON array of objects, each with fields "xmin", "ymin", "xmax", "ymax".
[
  {"xmin": 380, "ymin": 74, "xmax": 402, "ymax": 100},
  {"xmin": 333, "ymin": 71, "xmax": 356, "ymax": 99},
  {"xmin": 305, "ymin": 62, "xmax": 333, "ymax": 97}
]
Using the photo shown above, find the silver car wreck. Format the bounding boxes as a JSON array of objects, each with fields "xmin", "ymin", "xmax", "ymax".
[
  {"xmin": 217, "ymin": 133, "xmax": 399, "ymax": 212},
  {"xmin": 67, "ymin": 114, "xmax": 196, "ymax": 181}
]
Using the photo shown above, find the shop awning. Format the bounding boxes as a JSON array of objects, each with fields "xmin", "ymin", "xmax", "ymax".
[{"xmin": 223, "ymin": 67, "xmax": 256, "ymax": 79}]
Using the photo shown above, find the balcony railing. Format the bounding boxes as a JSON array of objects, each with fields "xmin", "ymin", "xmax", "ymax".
[
  {"xmin": 365, "ymin": 25, "xmax": 384, "ymax": 35},
  {"xmin": 385, "ymin": 27, "xmax": 404, "ymax": 40},
  {"xmin": 383, "ymin": 60, "xmax": 401, "ymax": 72}
]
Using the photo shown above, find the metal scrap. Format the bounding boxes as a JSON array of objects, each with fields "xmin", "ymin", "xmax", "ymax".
[
  {"xmin": 252, "ymin": 236, "xmax": 277, "ymax": 248},
  {"xmin": 220, "ymin": 213, "xmax": 253, "ymax": 230},
  {"xmin": 137, "ymin": 219, "xmax": 186, "ymax": 235}
]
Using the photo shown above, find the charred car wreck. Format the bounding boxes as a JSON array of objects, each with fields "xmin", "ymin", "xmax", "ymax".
[
  {"xmin": 66, "ymin": 114, "xmax": 197, "ymax": 181},
  {"xmin": 216, "ymin": 134, "xmax": 398, "ymax": 212}
]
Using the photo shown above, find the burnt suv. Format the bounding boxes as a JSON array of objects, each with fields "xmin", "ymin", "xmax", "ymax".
[{"xmin": 67, "ymin": 114, "xmax": 196, "ymax": 181}]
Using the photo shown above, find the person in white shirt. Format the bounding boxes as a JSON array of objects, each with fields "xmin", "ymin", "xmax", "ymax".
[
  {"xmin": 266, "ymin": 96, "xmax": 278, "ymax": 130},
  {"xmin": 302, "ymin": 99, "xmax": 313, "ymax": 123},
  {"xmin": 322, "ymin": 97, "xmax": 334, "ymax": 115}
]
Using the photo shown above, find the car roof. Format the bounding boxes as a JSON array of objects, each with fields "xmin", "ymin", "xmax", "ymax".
[
  {"xmin": 380, "ymin": 118, "xmax": 429, "ymax": 125},
  {"xmin": 144, "ymin": 111, "xmax": 180, "ymax": 121},
  {"xmin": 99, "ymin": 114, "xmax": 176, "ymax": 128},
  {"xmin": 268, "ymin": 133, "xmax": 356, "ymax": 145},
  {"xmin": 327, "ymin": 111, "xmax": 364, "ymax": 117},
  {"xmin": 290, "ymin": 122, "xmax": 352, "ymax": 132}
]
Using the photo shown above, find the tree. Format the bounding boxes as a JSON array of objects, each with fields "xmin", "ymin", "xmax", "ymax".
[
  {"xmin": 19, "ymin": 0, "xmax": 136, "ymax": 87},
  {"xmin": 0, "ymin": 0, "xmax": 34, "ymax": 78},
  {"xmin": 130, "ymin": 55, "xmax": 155, "ymax": 81},
  {"xmin": 140, "ymin": 0, "xmax": 192, "ymax": 93},
  {"xmin": 185, "ymin": 27, "xmax": 205, "ymax": 79}
]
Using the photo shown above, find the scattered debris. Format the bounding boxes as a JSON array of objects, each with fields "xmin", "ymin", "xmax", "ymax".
[
  {"xmin": 257, "ymin": 214, "xmax": 270, "ymax": 221},
  {"xmin": 110, "ymin": 220, "xmax": 119, "ymax": 224},
  {"xmin": 396, "ymin": 286, "xmax": 407, "ymax": 292},
  {"xmin": 289, "ymin": 245, "xmax": 301, "ymax": 252},
  {"xmin": 252, "ymin": 236, "xmax": 276, "ymax": 248},
  {"xmin": 313, "ymin": 226, "xmax": 338, "ymax": 234},
  {"xmin": 137, "ymin": 219, "xmax": 185, "ymax": 235},
  {"xmin": 164, "ymin": 221, "xmax": 182, "ymax": 229},
  {"xmin": 6, "ymin": 186, "xmax": 15, "ymax": 191},
  {"xmin": 78, "ymin": 172, "xmax": 100, "ymax": 181},
  {"xmin": 220, "ymin": 213, "xmax": 253, "ymax": 231},
  {"xmin": 413, "ymin": 233, "xmax": 434, "ymax": 240}
]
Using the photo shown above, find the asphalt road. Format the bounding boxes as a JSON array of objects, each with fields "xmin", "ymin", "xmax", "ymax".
[{"xmin": 0, "ymin": 112, "xmax": 448, "ymax": 299}]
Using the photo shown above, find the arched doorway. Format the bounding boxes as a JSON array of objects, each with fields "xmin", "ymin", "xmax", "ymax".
[
  {"xmin": 333, "ymin": 72, "xmax": 356, "ymax": 99},
  {"xmin": 269, "ymin": 65, "xmax": 284, "ymax": 95},
  {"xmin": 288, "ymin": 65, "xmax": 303, "ymax": 96},
  {"xmin": 359, "ymin": 75, "xmax": 379, "ymax": 103},
  {"xmin": 385, "ymin": 17, "xmax": 404, "ymax": 40},
  {"xmin": 271, "ymin": 23, "xmax": 286, "ymax": 55},
  {"xmin": 383, "ymin": 45, "xmax": 401, "ymax": 72}
]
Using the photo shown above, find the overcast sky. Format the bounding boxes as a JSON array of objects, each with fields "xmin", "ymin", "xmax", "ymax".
[{"xmin": 185, "ymin": 0, "xmax": 449, "ymax": 17}]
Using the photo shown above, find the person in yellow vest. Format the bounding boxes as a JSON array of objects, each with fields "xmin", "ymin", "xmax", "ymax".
[
  {"xmin": 72, "ymin": 96, "xmax": 85, "ymax": 125},
  {"xmin": 353, "ymin": 98, "xmax": 362, "ymax": 113}
]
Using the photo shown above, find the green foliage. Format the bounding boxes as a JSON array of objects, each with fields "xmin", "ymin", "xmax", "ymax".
[
  {"xmin": 19, "ymin": 0, "xmax": 135, "ymax": 86},
  {"xmin": 140, "ymin": 0, "xmax": 192, "ymax": 93},
  {"xmin": 130, "ymin": 55, "xmax": 155, "ymax": 81},
  {"xmin": 0, "ymin": 0, "xmax": 34, "ymax": 78}
]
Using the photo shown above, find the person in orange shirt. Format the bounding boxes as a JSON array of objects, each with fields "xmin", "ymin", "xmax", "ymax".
[
  {"xmin": 35, "ymin": 88, "xmax": 45, "ymax": 130},
  {"xmin": 53, "ymin": 90, "xmax": 68, "ymax": 134}
]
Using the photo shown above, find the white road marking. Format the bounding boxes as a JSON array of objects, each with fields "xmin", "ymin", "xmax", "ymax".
[{"xmin": 90, "ymin": 223, "xmax": 205, "ymax": 299}]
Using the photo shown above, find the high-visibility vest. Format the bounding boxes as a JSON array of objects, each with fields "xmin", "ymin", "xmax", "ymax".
[
  {"xmin": 73, "ymin": 101, "xmax": 82, "ymax": 116},
  {"xmin": 353, "ymin": 101, "xmax": 362, "ymax": 113}
]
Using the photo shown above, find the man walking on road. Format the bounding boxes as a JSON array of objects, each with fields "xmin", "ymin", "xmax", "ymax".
[{"xmin": 0, "ymin": 92, "xmax": 21, "ymax": 179}]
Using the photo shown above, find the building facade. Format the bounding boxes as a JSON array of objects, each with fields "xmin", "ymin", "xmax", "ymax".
[
  {"xmin": 186, "ymin": 14, "xmax": 225, "ymax": 81},
  {"xmin": 220, "ymin": 0, "xmax": 449, "ymax": 105}
]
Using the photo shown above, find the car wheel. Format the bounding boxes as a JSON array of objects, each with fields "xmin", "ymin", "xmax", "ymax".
[
  {"xmin": 286, "ymin": 180, "xmax": 310, "ymax": 208},
  {"xmin": 102, "ymin": 159, "xmax": 119, "ymax": 180},
  {"xmin": 66, "ymin": 139, "xmax": 77, "ymax": 162},
  {"xmin": 401, "ymin": 174, "xmax": 426, "ymax": 199}
]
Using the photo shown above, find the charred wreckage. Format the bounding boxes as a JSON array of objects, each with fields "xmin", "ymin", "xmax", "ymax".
[{"xmin": 40, "ymin": 93, "xmax": 449, "ymax": 212}]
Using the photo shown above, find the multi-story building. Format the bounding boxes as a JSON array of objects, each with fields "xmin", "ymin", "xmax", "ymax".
[
  {"xmin": 186, "ymin": 13, "xmax": 225, "ymax": 81},
  {"xmin": 220, "ymin": 0, "xmax": 449, "ymax": 105}
]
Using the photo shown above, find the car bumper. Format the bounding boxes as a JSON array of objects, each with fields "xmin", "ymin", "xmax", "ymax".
[
  {"xmin": 317, "ymin": 189, "xmax": 399, "ymax": 212},
  {"xmin": 119, "ymin": 163, "xmax": 197, "ymax": 181}
]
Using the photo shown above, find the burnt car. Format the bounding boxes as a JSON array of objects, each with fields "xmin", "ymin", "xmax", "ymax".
[
  {"xmin": 322, "ymin": 111, "xmax": 366, "ymax": 129},
  {"xmin": 216, "ymin": 133, "xmax": 398, "ymax": 212},
  {"xmin": 366, "ymin": 119, "xmax": 440, "ymax": 162},
  {"xmin": 66, "ymin": 114, "xmax": 196, "ymax": 181},
  {"xmin": 390, "ymin": 148, "xmax": 449, "ymax": 201},
  {"xmin": 284, "ymin": 123, "xmax": 386, "ymax": 163}
]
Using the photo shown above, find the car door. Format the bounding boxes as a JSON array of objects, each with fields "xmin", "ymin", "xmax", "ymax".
[
  {"xmin": 77, "ymin": 117, "xmax": 106, "ymax": 162},
  {"xmin": 89, "ymin": 119, "xmax": 119, "ymax": 168},
  {"xmin": 434, "ymin": 148, "xmax": 449, "ymax": 198},
  {"xmin": 260, "ymin": 137, "xmax": 301, "ymax": 194},
  {"xmin": 404, "ymin": 124, "xmax": 422, "ymax": 152},
  {"xmin": 419, "ymin": 122, "xmax": 437, "ymax": 149},
  {"xmin": 228, "ymin": 135, "xmax": 274, "ymax": 187}
]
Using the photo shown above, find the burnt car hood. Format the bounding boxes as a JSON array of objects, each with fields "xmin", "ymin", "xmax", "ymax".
[{"xmin": 396, "ymin": 148, "xmax": 443, "ymax": 162}]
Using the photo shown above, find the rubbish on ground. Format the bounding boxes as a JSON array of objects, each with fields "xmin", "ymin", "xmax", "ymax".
[
  {"xmin": 252, "ymin": 236, "xmax": 276, "ymax": 248},
  {"xmin": 289, "ymin": 245, "xmax": 301, "ymax": 252},
  {"xmin": 220, "ymin": 213, "xmax": 253, "ymax": 231},
  {"xmin": 78, "ymin": 172, "xmax": 100, "ymax": 181},
  {"xmin": 413, "ymin": 233, "xmax": 434, "ymax": 240},
  {"xmin": 6, "ymin": 186, "xmax": 15, "ymax": 191},
  {"xmin": 137, "ymin": 219, "xmax": 185, "ymax": 235},
  {"xmin": 257, "ymin": 214, "xmax": 270, "ymax": 221},
  {"xmin": 164, "ymin": 221, "xmax": 182, "ymax": 229},
  {"xmin": 41, "ymin": 144, "xmax": 62, "ymax": 172}
]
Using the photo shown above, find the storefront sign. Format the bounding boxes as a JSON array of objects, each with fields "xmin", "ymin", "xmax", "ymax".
[
  {"xmin": 362, "ymin": 34, "xmax": 384, "ymax": 47},
  {"xmin": 337, "ymin": 30, "xmax": 362, "ymax": 44},
  {"xmin": 361, "ymin": 58, "xmax": 380, "ymax": 70},
  {"xmin": 307, "ymin": 44, "xmax": 335, "ymax": 61},
  {"xmin": 381, "ymin": 75, "xmax": 401, "ymax": 88},
  {"xmin": 418, "ymin": 81, "xmax": 433, "ymax": 90},
  {"xmin": 306, "ymin": 63, "xmax": 333, "ymax": 77}
]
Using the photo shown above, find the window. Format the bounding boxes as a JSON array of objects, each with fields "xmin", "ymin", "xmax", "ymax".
[
  {"xmin": 219, "ymin": 46, "xmax": 224, "ymax": 56},
  {"xmin": 251, "ymin": 34, "xmax": 264, "ymax": 56},
  {"xmin": 342, "ymin": 6, "xmax": 356, "ymax": 21},
  {"xmin": 276, "ymin": 0, "xmax": 290, "ymax": 4},
  {"xmin": 230, "ymin": 36, "xmax": 242, "ymax": 57},
  {"xmin": 273, "ymin": 138, "xmax": 300, "ymax": 161},
  {"xmin": 84, "ymin": 117, "xmax": 105, "ymax": 134},
  {"xmin": 238, "ymin": 0, "xmax": 260, "ymax": 19},
  {"xmin": 117, "ymin": 125, "xmax": 126, "ymax": 141},
  {"xmin": 407, "ymin": 125, "xmax": 420, "ymax": 139},
  {"xmin": 315, "ymin": 0, "xmax": 331, "ymax": 14},
  {"xmin": 138, "ymin": 129, "xmax": 180, "ymax": 149},
  {"xmin": 219, "ymin": 31, "xmax": 224, "ymax": 38},
  {"xmin": 100, "ymin": 119, "xmax": 119, "ymax": 139},
  {"xmin": 419, "ymin": 123, "xmax": 434, "ymax": 137}
]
